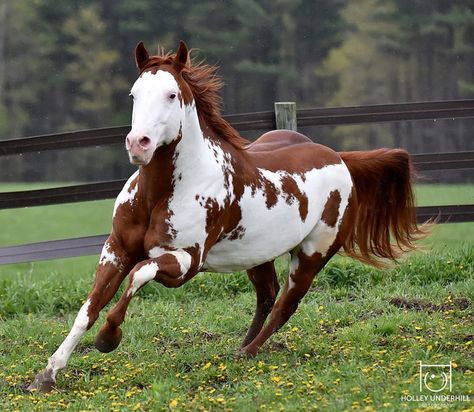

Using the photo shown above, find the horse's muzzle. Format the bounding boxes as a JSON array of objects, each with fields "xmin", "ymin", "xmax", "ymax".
[{"xmin": 126, "ymin": 133, "xmax": 153, "ymax": 165}]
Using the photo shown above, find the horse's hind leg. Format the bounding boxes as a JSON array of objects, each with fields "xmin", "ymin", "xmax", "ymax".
[
  {"xmin": 28, "ymin": 236, "xmax": 132, "ymax": 392},
  {"xmin": 239, "ymin": 247, "xmax": 335, "ymax": 357},
  {"xmin": 240, "ymin": 261, "xmax": 280, "ymax": 349},
  {"xmin": 239, "ymin": 187, "xmax": 356, "ymax": 357}
]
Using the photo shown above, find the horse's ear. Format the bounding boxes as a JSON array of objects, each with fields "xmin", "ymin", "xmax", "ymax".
[
  {"xmin": 175, "ymin": 40, "xmax": 189, "ymax": 67},
  {"xmin": 135, "ymin": 41, "xmax": 149, "ymax": 72}
]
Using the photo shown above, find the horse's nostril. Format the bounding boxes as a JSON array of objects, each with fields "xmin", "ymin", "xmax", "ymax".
[
  {"xmin": 126, "ymin": 136, "xmax": 132, "ymax": 148},
  {"xmin": 139, "ymin": 136, "xmax": 151, "ymax": 149}
]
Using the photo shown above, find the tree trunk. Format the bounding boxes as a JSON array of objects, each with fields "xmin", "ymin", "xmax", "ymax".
[{"xmin": 0, "ymin": 2, "xmax": 8, "ymax": 103}]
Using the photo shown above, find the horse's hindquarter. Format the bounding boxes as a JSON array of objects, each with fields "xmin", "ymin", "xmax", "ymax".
[{"xmin": 203, "ymin": 133, "xmax": 353, "ymax": 272}]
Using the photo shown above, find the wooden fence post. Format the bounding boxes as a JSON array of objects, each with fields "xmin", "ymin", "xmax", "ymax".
[{"xmin": 274, "ymin": 101, "xmax": 297, "ymax": 131}]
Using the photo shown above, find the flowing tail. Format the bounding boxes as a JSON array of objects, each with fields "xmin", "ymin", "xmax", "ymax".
[{"xmin": 339, "ymin": 148, "xmax": 429, "ymax": 267}]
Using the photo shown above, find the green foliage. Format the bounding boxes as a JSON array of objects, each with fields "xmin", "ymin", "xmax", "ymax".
[
  {"xmin": 0, "ymin": 247, "xmax": 472, "ymax": 411},
  {"xmin": 0, "ymin": 1, "xmax": 473, "ymax": 181},
  {"xmin": 321, "ymin": 0, "xmax": 474, "ymax": 152},
  {"xmin": 64, "ymin": 5, "xmax": 125, "ymax": 129}
]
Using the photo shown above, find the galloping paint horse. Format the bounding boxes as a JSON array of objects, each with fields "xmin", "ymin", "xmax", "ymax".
[{"xmin": 29, "ymin": 41, "xmax": 426, "ymax": 392}]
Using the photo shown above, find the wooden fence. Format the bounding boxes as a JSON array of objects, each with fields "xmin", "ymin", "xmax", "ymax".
[{"xmin": 0, "ymin": 100, "xmax": 473, "ymax": 264}]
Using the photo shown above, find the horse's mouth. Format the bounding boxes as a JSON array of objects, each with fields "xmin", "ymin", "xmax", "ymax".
[{"xmin": 129, "ymin": 154, "xmax": 148, "ymax": 165}]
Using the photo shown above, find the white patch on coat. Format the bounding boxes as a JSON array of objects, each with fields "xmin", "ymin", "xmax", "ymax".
[
  {"xmin": 113, "ymin": 170, "xmax": 139, "ymax": 218},
  {"xmin": 301, "ymin": 221, "xmax": 337, "ymax": 257},
  {"xmin": 99, "ymin": 242, "xmax": 119, "ymax": 267},
  {"xmin": 300, "ymin": 184, "xmax": 351, "ymax": 257},
  {"xmin": 148, "ymin": 247, "xmax": 192, "ymax": 276},
  {"xmin": 163, "ymin": 104, "xmax": 234, "ymax": 250},
  {"xmin": 46, "ymin": 299, "xmax": 91, "ymax": 379},
  {"xmin": 128, "ymin": 262, "xmax": 159, "ymax": 296},
  {"xmin": 204, "ymin": 163, "xmax": 353, "ymax": 272}
]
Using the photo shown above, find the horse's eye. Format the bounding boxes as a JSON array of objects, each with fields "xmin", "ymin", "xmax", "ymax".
[{"xmin": 169, "ymin": 93, "xmax": 177, "ymax": 100}]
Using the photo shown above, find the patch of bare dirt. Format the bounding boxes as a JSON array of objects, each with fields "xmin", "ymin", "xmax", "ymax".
[{"xmin": 389, "ymin": 296, "xmax": 470, "ymax": 312}]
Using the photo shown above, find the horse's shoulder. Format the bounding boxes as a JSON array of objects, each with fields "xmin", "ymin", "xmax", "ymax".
[{"xmin": 245, "ymin": 130, "xmax": 312, "ymax": 153}]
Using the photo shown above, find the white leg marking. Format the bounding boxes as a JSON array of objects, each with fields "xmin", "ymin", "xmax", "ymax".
[
  {"xmin": 128, "ymin": 262, "xmax": 159, "ymax": 296},
  {"xmin": 148, "ymin": 247, "xmax": 192, "ymax": 277},
  {"xmin": 99, "ymin": 242, "xmax": 120, "ymax": 267},
  {"xmin": 45, "ymin": 299, "xmax": 91, "ymax": 380},
  {"xmin": 288, "ymin": 254, "xmax": 300, "ymax": 290}
]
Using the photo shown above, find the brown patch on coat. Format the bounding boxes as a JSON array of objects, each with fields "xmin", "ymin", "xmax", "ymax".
[
  {"xmin": 140, "ymin": 138, "xmax": 182, "ymax": 252},
  {"xmin": 228, "ymin": 225, "xmax": 245, "ymax": 240},
  {"xmin": 281, "ymin": 175, "xmax": 308, "ymax": 221},
  {"xmin": 321, "ymin": 190, "xmax": 341, "ymax": 228},
  {"xmin": 262, "ymin": 176, "xmax": 279, "ymax": 209},
  {"xmin": 127, "ymin": 178, "xmax": 138, "ymax": 194}
]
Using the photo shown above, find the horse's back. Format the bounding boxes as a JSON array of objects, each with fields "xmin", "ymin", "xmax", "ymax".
[
  {"xmin": 245, "ymin": 130, "xmax": 342, "ymax": 171},
  {"xmin": 246, "ymin": 130, "xmax": 312, "ymax": 152}
]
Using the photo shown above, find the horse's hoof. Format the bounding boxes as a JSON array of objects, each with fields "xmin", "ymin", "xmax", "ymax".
[
  {"xmin": 95, "ymin": 325, "xmax": 122, "ymax": 353},
  {"xmin": 27, "ymin": 370, "xmax": 55, "ymax": 393},
  {"xmin": 236, "ymin": 346, "xmax": 258, "ymax": 359}
]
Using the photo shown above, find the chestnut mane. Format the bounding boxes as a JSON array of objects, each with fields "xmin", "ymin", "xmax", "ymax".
[{"xmin": 141, "ymin": 51, "xmax": 250, "ymax": 150}]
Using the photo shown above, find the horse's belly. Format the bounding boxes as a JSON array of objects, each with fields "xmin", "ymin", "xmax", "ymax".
[
  {"xmin": 203, "ymin": 163, "xmax": 352, "ymax": 272},
  {"xmin": 204, "ymin": 209, "xmax": 312, "ymax": 272}
]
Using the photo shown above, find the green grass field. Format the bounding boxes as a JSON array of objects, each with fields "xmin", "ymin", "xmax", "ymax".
[{"xmin": 0, "ymin": 183, "xmax": 473, "ymax": 411}]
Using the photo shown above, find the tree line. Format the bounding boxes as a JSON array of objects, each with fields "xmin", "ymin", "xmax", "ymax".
[{"xmin": 0, "ymin": 0, "xmax": 473, "ymax": 182}]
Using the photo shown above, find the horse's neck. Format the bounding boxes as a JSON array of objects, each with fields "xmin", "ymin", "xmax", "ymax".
[{"xmin": 138, "ymin": 106, "xmax": 235, "ymax": 210}]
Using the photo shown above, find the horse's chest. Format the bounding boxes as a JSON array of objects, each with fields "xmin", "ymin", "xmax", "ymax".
[{"xmin": 145, "ymin": 188, "xmax": 222, "ymax": 252}]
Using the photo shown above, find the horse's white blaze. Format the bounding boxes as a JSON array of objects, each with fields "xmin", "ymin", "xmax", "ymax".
[
  {"xmin": 99, "ymin": 242, "xmax": 119, "ymax": 267},
  {"xmin": 46, "ymin": 299, "xmax": 91, "ymax": 379},
  {"xmin": 130, "ymin": 71, "xmax": 183, "ymax": 149},
  {"xmin": 204, "ymin": 163, "xmax": 353, "ymax": 272},
  {"xmin": 129, "ymin": 262, "xmax": 159, "ymax": 296},
  {"xmin": 113, "ymin": 170, "xmax": 139, "ymax": 217}
]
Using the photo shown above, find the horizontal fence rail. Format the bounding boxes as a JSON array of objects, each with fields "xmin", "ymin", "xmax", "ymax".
[
  {"xmin": 0, "ymin": 235, "xmax": 108, "ymax": 265},
  {"xmin": 296, "ymin": 100, "xmax": 474, "ymax": 127},
  {"xmin": 1, "ymin": 152, "xmax": 473, "ymax": 209},
  {"xmin": 0, "ymin": 204, "xmax": 472, "ymax": 265},
  {"xmin": 0, "ymin": 180, "xmax": 126, "ymax": 209},
  {"xmin": 1, "ymin": 99, "xmax": 473, "ymax": 265},
  {"xmin": 2, "ymin": 100, "xmax": 474, "ymax": 156}
]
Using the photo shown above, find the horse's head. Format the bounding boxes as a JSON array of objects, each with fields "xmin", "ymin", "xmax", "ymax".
[{"xmin": 126, "ymin": 41, "xmax": 192, "ymax": 165}]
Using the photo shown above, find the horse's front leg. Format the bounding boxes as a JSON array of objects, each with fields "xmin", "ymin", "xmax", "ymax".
[
  {"xmin": 28, "ymin": 236, "xmax": 134, "ymax": 392},
  {"xmin": 95, "ymin": 249, "xmax": 198, "ymax": 353}
]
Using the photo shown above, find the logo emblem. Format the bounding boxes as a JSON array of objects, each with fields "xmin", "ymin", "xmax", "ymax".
[{"xmin": 419, "ymin": 361, "xmax": 452, "ymax": 393}]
